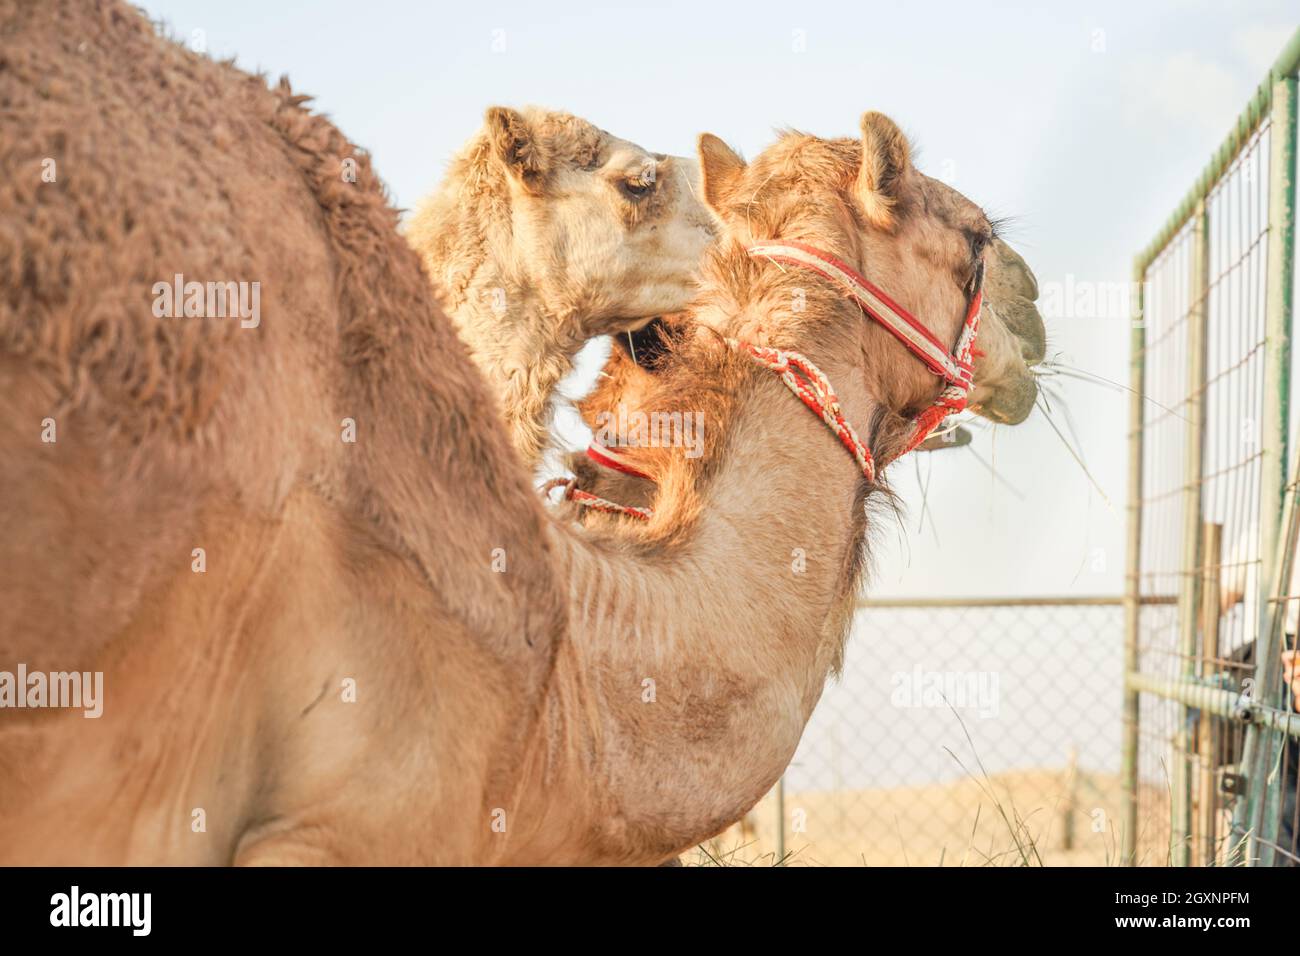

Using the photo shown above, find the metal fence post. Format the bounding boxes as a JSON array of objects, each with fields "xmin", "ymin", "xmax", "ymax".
[
  {"xmin": 775, "ymin": 775, "xmax": 786, "ymax": 863},
  {"xmin": 1198, "ymin": 522, "xmax": 1224, "ymax": 865},
  {"xmin": 1121, "ymin": 263, "xmax": 1146, "ymax": 866},
  {"xmin": 1245, "ymin": 67, "xmax": 1297, "ymax": 867},
  {"xmin": 1171, "ymin": 200, "xmax": 1211, "ymax": 867}
]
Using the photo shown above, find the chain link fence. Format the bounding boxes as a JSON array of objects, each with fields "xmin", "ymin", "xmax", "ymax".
[{"xmin": 694, "ymin": 598, "xmax": 1133, "ymax": 866}]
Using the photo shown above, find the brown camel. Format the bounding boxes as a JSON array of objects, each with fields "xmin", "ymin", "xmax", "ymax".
[
  {"xmin": 405, "ymin": 109, "xmax": 714, "ymax": 467},
  {"xmin": 495, "ymin": 121, "xmax": 1039, "ymax": 863},
  {"xmin": 0, "ymin": 0, "xmax": 563, "ymax": 865},
  {"xmin": 0, "ymin": 0, "xmax": 1036, "ymax": 865}
]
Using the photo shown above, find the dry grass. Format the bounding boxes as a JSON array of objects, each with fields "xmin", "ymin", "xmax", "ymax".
[{"xmin": 681, "ymin": 767, "xmax": 1175, "ymax": 866}]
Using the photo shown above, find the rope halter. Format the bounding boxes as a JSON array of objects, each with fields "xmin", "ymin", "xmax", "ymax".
[
  {"xmin": 725, "ymin": 339, "xmax": 876, "ymax": 481},
  {"xmin": 744, "ymin": 240, "xmax": 983, "ymax": 461},
  {"xmin": 549, "ymin": 239, "xmax": 984, "ymax": 521}
]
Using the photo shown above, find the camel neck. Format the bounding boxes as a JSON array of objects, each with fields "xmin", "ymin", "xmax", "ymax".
[
  {"xmin": 650, "ymin": 332, "xmax": 877, "ymax": 647},
  {"xmin": 434, "ymin": 258, "xmax": 581, "ymax": 470},
  {"xmin": 451, "ymin": 286, "xmax": 579, "ymax": 468},
  {"xmin": 509, "ymin": 298, "xmax": 878, "ymax": 864},
  {"xmin": 408, "ymin": 158, "xmax": 580, "ymax": 468}
]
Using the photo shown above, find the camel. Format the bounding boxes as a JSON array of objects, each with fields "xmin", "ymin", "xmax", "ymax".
[
  {"xmin": 404, "ymin": 127, "xmax": 1044, "ymax": 866},
  {"xmin": 405, "ymin": 109, "xmax": 715, "ymax": 467},
  {"xmin": 493, "ymin": 120, "xmax": 1042, "ymax": 863},
  {"xmin": 0, "ymin": 0, "xmax": 1039, "ymax": 865},
  {"xmin": 0, "ymin": 0, "xmax": 564, "ymax": 865}
]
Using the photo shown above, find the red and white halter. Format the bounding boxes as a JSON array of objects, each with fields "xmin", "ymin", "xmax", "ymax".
[
  {"xmin": 549, "ymin": 239, "xmax": 984, "ymax": 520},
  {"xmin": 744, "ymin": 240, "xmax": 983, "ymax": 462}
]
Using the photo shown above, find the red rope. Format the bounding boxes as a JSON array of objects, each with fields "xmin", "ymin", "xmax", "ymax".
[
  {"xmin": 729, "ymin": 340, "xmax": 876, "ymax": 482},
  {"xmin": 541, "ymin": 476, "xmax": 652, "ymax": 521}
]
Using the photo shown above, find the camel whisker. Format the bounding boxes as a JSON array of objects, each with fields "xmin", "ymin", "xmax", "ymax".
[
  {"xmin": 1038, "ymin": 358, "xmax": 1189, "ymax": 423},
  {"xmin": 1035, "ymin": 395, "xmax": 1115, "ymax": 511},
  {"xmin": 912, "ymin": 452, "xmax": 942, "ymax": 546},
  {"xmin": 962, "ymin": 444, "xmax": 1027, "ymax": 500},
  {"xmin": 1041, "ymin": 379, "xmax": 1087, "ymax": 458}
]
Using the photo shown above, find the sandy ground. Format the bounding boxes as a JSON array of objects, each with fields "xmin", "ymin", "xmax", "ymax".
[{"xmin": 683, "ymin": 768, "xmax": 1176, "ymax": 866}]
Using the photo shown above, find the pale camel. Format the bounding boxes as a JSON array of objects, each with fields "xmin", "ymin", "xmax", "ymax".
[
  {"xmin": 0, "ymin": 0, "xmax": 1035, "ymax": 865},
  {"xmin": 406, "ymin": 108, "xmax": 714, "ymax": 467}
]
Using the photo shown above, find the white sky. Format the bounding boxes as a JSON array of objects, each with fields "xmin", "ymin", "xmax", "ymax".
[{"xmin": 142, "ymin": 0, "xmax": 1298, "ymax": 598}]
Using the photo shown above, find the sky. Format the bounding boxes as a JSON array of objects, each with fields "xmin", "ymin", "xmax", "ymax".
[{"xmin": 141, "ymin": 0, "xmax": 1298, "ymax": 599}]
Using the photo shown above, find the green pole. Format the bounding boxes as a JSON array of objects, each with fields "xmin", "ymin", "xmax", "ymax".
[
  {"xmin": 1245, "ymin": 69, "xmax": 1297, "ymax": 868},
  {"xmin": 1121, "ymin": 262, "xmax": 1147, "ymax": 866},
  {"xmin": 1126, "ymin": 671, "xmax": 1300, "ymax": 737},
  {"xmin": 1172, "ymin": 201, "xmax": 1211, "ymax": 867}
]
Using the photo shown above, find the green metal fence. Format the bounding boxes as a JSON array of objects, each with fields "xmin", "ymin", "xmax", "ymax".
[{"xmin": 1123, "ymin": 26, "xmax": 1300, "ymax": 867}]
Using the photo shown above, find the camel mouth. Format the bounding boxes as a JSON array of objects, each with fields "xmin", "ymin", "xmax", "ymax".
[
  {"xmin": 973, "ymin": 376, "xmax": 1039, "ymax": 425},
  {"xmin": 614, "ymin": 316, "xmax": 675, "ymax": 370}
]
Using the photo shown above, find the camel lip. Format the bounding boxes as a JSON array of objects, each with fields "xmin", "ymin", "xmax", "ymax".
[
  {"xmin": 1020, "ymin": 333, "xmax": 1048, "ymax": 367},
  {"xmin": 974, "ymin": 384, "xmax": 1038, "ymax": 425}
]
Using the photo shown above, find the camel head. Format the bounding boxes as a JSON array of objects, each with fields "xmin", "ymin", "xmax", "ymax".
[
  {"xmin": 599, "ymin": 233, "xmax": 1046, "ymax": 427},
  {"xmin": 889, "ymin": 178, "xmax": 1045, "ymax": 426},
  {"xmin": 694, "ymin": 113, "xmax": 1041, "ymax": 435},
  {"xmin": 480, "ymin": 106, "xmax": 715, "ymax": 336}
]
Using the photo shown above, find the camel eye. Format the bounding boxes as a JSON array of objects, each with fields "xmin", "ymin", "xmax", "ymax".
[{"xmin": 622, "ymin": 177, "xmax": 654, "ymax": 199}]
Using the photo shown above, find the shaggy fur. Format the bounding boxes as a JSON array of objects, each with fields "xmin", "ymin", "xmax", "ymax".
[
  {"xmin": 406, "ymin": 108, "xmax": 714, "ymax": 467},
  {"xmin": 0, "ymin": 0, "xmax": 1040, "ymax": 866},
  {"xmin": 0, "ymin": 0, "xmax": 565, "ymax": 864}
]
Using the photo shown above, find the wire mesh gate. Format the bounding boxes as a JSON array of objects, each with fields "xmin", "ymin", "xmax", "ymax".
[{"xmin": 1123, "ymin": 27, "xmax": 1300, "ymax": 867}]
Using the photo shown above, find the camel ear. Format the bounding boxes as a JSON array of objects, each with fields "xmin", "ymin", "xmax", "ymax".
[
  {"xmin": 857, "ymin": 111, "xmax": 910, "ymax": 229},
  {"xmin": 697, "ymin": 133, "xmax": 745, "ymax": 214},
  {"xmin": 486, "ymin": 106, "xmax": 547, "ymax": 192}
]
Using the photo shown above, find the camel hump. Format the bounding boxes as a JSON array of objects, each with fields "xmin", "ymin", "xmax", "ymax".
[
  {"xmin": 0, "ymin": 0, "xmax": 333, "ymax": 670},
  {"xmin": 0, "ymin": 0, "xmax": 566, "ymax": 681}
]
